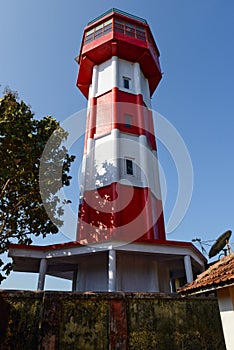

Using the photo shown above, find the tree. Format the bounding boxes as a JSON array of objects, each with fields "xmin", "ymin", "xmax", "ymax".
[{"xmin": 0, "ymin": 90, "xmax": 75, "ymax": 282}]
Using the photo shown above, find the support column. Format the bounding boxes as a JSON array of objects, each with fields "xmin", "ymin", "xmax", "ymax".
[
  {"xmin": 111, "ymin": 128, "xmax": 120, "ymax": 181},
  {"xmin": 111, "ymin": 129, "xmax": 120, "ymax": 236},
  {"xmin": 108, "ymin": 249, "xmax": 116, "ymax": 292},
  {"xmin": 184, "ymin": 255, "xmax": 193, "ymax": 283},
  {"xmin": 72, "ymin": 269, "xmax": 78, "ymax": 292},
  {"xmin": 134, "ymin": 62, "xmax": 141, "ymax": 95},
  {"xmin": 91, "ymin": 65, "xmax": 98, "ymax": 97},
  {"xmin": 112, "ymin": 56, "xmax": 118, "ymax": 88},
  {"xmin": 112, "ymin": 56, "xmax": 118, "ymax": 129},
  {"xmin": 153, "ymin": 261, "xmax": 160, "ymax": 292},
  {"xmin": 85, "ymin": 138, "xmax": 95, "ymax": 189},
  {"xmin": 139, "ymin": 134, "xmax": 153, "ymax": 240},
  {"xmin": 37, "ymin": 258, "xmax": 47, "ymax": 291}
]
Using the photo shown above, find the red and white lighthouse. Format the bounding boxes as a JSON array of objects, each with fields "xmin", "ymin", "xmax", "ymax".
[
  {"xmin": 8, "ymin": 9, "xmax": 207, "ymax": 292},
  {"xmin": 76, "ymin": 8, "xmax": 165, "ymax": 245}
]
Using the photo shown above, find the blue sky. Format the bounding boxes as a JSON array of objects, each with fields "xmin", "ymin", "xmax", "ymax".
[{"xmin": 1, "ymin": 0, "xmax": 234, "ymax": 289}]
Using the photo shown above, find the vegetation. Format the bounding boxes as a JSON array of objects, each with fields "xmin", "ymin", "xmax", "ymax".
[{"xmin": 0, "ymin": 90, "xmax": 75, "ymax": 282}]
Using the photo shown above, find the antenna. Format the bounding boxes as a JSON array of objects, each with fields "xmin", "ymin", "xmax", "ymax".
[
  {"xmin": 192, "ymin": 238, "xmax": 208, "ymax": 256},
  {"xmin": 208, "ymin": 230, "xmax": 232, "ymax": 259}
]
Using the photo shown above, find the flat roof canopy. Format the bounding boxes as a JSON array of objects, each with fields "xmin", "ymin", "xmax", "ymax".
[{"xmin": 9, "ymin": 240, "xmax": 206, "ymax": 281}]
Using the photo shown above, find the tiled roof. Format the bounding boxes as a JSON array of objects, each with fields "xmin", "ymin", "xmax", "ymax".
[{"xmin": 179, "ymin": 252, "xmax": 234, "ymax": 295}]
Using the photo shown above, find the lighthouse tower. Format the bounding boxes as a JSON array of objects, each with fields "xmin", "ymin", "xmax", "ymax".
[
  {"xmin": 76, "ymin": 8, "xmax": 165, "ymax": 245},
  {"xmin": 8, "ymin": 9, "xmax": 207, "ymax": 293},
  {"xmin": 71, "ymin": 9, "xmax": 205, "ymax": 292}
]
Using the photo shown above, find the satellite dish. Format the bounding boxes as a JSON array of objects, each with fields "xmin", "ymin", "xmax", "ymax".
[{"xmin": 208, "ymin": 230, "xmax": 232, "ymax": 259}]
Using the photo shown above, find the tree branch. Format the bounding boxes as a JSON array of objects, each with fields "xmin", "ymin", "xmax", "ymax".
[{"xmin": 0, "ymin": 178, "xmax": 11, "ymax": 200}]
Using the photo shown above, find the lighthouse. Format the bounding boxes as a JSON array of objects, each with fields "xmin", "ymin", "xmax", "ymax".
[
  {"xmin": 76, "ymin": 8, "xmax": 165, "ymax": 245},
  {"xmin": 8, "ymin": 9, "xmax": 206, "ymax": 292}
]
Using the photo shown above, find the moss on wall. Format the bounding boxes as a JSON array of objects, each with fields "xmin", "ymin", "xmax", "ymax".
[
  {"xmin": 59, "ymin": 298, "xmax": 109, "ymax": 349},
  {"xmin": 0, "ymin": 291, "xmax": 226, "ymax": 350},
  {"xmin": 0, "ymin": 291, "xmax": 42, "ymax": 350},
  {"xmin": 126, "ymin": 295, "xmax": 225, "ymax": 350}
]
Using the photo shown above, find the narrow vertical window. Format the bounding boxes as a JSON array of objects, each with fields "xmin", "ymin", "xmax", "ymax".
[
  {"xmin": 123, "ymin": 77, "xmax": 130, "ymax": 89},
  {"xmin": 125, "ymin": 114, "xmax": 132, "ymax": 128},
  {"xmin": 126, "ymin": 159, "xmax": 134, "ymax": 175}
]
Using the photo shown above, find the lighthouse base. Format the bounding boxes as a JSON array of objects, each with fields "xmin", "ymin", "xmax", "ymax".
[
  {"xmin": 71, "ymin": 249, "xmax": 172, "ymax": 292},
  {"xmin": 9, "ymin": 240, "xmax": 206, "ymax": 293}
]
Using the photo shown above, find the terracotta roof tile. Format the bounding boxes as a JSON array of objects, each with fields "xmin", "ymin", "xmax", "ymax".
[{"xmin": 179, "ymin": 252, "xmax": 234, "ymax": 295}]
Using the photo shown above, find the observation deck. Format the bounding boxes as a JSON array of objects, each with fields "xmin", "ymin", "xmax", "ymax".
[{"xmin": 76, "ymin": 8, "xmax": 162, "ymax": 98}]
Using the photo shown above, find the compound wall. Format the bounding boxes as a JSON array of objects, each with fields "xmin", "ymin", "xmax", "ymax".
[{"xmin": 0, "ymin": 291, "xmax": 225, "ymax": 350}]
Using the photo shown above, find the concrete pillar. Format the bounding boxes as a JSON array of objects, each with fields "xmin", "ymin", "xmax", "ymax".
[
  {"xmin": 76, "ymin": 263, "xmax": 85, "ymax": 292},
  {"xmin": 111, "ymin": 128, "xmax": 120, "ymax": 181},
  {"xmin": 153, "ymin": 261, "xmax": 160, "ymax": 292},
  {"xmin": 184, "ymin": 255, "xmax": 193, "ymax": 283},
  {"xmin": 139, "ymin": 134, "xmax": 148, "ymax": 187},
  {"xmin": 108, "ymin": 249, "xmax": 116, "ymax": 292},
  {"xmin": 91, "ymin": 65, "xmax": 98, "ymax": 97},
  {"xmin": 112, "ymin": 56, "xmax": 118, "ymax": 87},
  {"xmin": 112, "ymin": 56, "xmax": 118, "ymax": 129},
  {"xmin": 37, "ymin": 258, "xmax": 47, "ymax": 291},
  {"xmin": 85, "ymin": 138, "xmax": 95, "ymax": 189},
  {"xmin": 72, "ymin": 269, "xmax": 78, "ymax": 292},
  {"xmin": 134, "ymin": 62, "xmax": 141, "ymax": 94}
]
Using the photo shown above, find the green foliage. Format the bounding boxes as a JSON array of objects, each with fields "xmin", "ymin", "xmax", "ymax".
[{"xmin": 0, "ymin": 90, "xmax": 75, "ymax": 282}]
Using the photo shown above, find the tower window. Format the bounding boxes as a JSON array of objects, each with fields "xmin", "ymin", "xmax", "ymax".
[
  {"xmin": 125, "ymin": 23, "xmax": 135, "ymax": 37},
  {"xmin": 125, "ymin": 114, "xmax": 132, "ymax": 128},
  {"xmin": 84, "ymin": 19, "xmax": 113, "ymax": 44},
  {"xmin": 126, "ymin": 159, "xmax": 134, "ymax": 175},
  {"xmin": 114, "ymin": 19, "xmax": 124, "ymax": 34},
  {"xmin": 136, "ymin": 26, "xmax": 146, "ymax": 41},
  {"xmin": 123, "ymin": 77, "xmax": 130, "ymax": 89}
]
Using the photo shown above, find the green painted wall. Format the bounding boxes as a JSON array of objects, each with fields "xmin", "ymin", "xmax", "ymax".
[{"xmin": 0, "ymin": 291, "xmax": 225, "ymax": 350}]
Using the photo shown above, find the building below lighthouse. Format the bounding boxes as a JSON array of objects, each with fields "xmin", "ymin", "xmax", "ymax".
[{"xmin": 8, "ymin": 9, "xmax": 206, "ymax": 292}]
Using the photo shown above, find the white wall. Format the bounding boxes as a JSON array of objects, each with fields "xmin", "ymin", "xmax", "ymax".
[
  {"xmin": 75, "ymin": 253, "xmax": 108, "ymax": 292},
  {"xmin": 82, "ymin": 131, "xmax": 161, "ymax": 200},
  {"xmin": 217, "ymin": 286, "xmax": 234, "ymax": 350},
  {"xmin": 116, "ymin": 252, "xmax": 160, "ymax": 292},
  {"xmin": 90, "ymin": 57, "xmax": 151, "ymax": 108},
  {"xmin": 96, "ymin": 59, "xmax": 113, "ymax": 96}
]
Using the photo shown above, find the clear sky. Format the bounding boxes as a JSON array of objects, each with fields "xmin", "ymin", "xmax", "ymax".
[{"xmin": 1, "ymin": 0, "xmax": 234, "ymax": 290}]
